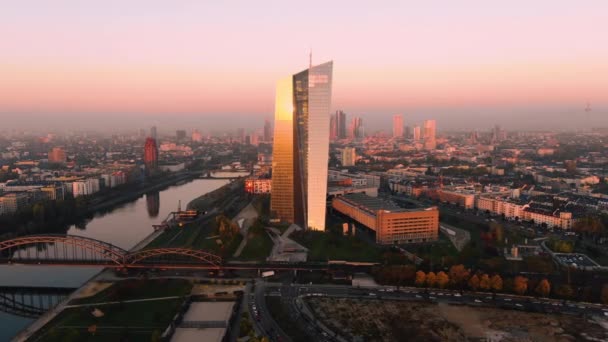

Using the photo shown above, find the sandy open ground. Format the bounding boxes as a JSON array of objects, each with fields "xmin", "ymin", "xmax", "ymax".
[{"xmin": 307, "ymin": 297, "xmax": 608, "ymax": 342}]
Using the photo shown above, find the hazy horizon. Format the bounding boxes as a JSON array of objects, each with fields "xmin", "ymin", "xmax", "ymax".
[{"xmin": 1, "ymin": 1, "xmax": 607, "ymax": 131}]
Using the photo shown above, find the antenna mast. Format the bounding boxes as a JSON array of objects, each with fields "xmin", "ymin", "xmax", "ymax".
[{"xmin": 309, "ymin": 48, "xmax": 312, "ymax": 69}]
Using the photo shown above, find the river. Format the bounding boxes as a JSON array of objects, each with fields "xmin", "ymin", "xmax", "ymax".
[{"xmin": 0, "ymin": 178, "xmax": 229, "ymax": 341}]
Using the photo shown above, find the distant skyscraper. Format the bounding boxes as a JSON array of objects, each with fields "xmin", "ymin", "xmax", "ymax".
[
  {"xmin": 405, "ymin": 125, "xmax": 412, "ymax": 139},
  {"xmin": 176, "ymin": 130, "xmax": 186, "ymax": 141},
  {"xmin": 271, "ymin": 61, "xmax": 333, "ymax": 231},
  {"xmin": 393, "ymin": 114, "xmax": 404, "ymax": 138},
  {"xmin": 237, "ymin": 128, "xmax": 245, "ymax": 143},
  {"xmin": 341, "ymin": 147, "xmax": 356, "ymax": 167},
  {"xmin": 251, "ymin": 129, "xmax": 261, "ymax": 146},
  {"xmin": 150, "ymin": 126, "xmax": 157, "ymax": 140},
  {"xmin": 263, "ymin": 119, "xmax": 272, "ymax": 142},
  {"xmin": 349, "ymin": 117, "xmax": 363, "ymax": 139},
  {"xmin": 423, "ymin": 119, "xmax": 437, "ymax": 150},
  {"xmin": 144, "ymin": 137, "xmax": 158, "ymax": 174},
  {"xmin": 329, "ymin": 114, "xmax": 337, "ymax": 141},
  {"xmin": 413, "ymin": 125, "xmax": 421, "ymax": 141},
  {"xmin": 191, "ymin": 129, "xmax": 203, "ymax": 142},
  {"xmin": 48, "ymin": 147, "xmax": 66, "ymax": 164},
  {"xmin": 336, "ymin": 110, "xmax": 347, "ymax": 139}
]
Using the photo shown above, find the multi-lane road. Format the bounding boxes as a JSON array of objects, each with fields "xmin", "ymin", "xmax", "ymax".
[{"xmin": 247, "ymin": 281, "xmax": 608, "ymax": 342}]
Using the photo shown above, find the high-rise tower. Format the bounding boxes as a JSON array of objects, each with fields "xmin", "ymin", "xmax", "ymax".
[
  {"xmin": 144, "ymin": 137, "xmax": 158, "ymax": 175},
  {"xmin": 271, "ymin": 61, "xmax": 333, "ymax": 231},
  {"xmin": 393, "ymin": 114, "xmax": 404, "ymax": 138},
  {"xmin": 423, "ymin": 119, "xmax": 437, "ymax": 150}
]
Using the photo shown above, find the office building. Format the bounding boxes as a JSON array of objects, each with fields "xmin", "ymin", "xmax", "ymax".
[
  {"xmin": 349, "ymin": 117, "xmax": 364, "ymax": 139},
  {"xmin": 150, "ymin": 126, "xmax": 157, "ymax": 140},
  {"xmin": 341, "ymin": 147, "xmax": 356, "ymax": 167},
  {"xmin": 393, "ymin": 115, "xmax": 404, "ymax": 138},
  {"xmin": 336, "ymin": 110, "xmax": 347, "ymax": 139},
  {"xmin": 264, "ymin": 119, "xmax": 272, "ymax": 142},
  {"xmin": 48, "ymin": 147, "xmax": 67, "ymax": 164},
  {"xmin": 423, "ymin": 119, "xmax": 436, "ymax": 150},
  {"xmin": 332, "ymin": 193, "xmax": 439, "ymax": 244},
  {"xmin": 271, "ymin": 61, "xmax": 333, "ymax": 230},
  {"xmin": 329, "ymin": 115, "xmax": 337, "ymax": 141},
  {"xmin": 72, "ymin": 178, "xmax": 101, "ymax": 197},
  {"xmin": 413, "ymin": 126, "xmax": 421, "ymax": 141},
  {"xmin": 191, "ymin": 129, "xmax": 203, "ymax": 143},
  {"xmin": 245, "ymin": 178, "xmax": 272, "ymax": 194},
  {"xmin": 0, "ymin": 192, "xmax": 29, "ymax": 214},
  {"xmin": 144, "ymin": 137, "xmax": 159, "ymax": 173},
  {"xmin": 176, "ymin": 130, "xmax": 187, "ymax": 141}
]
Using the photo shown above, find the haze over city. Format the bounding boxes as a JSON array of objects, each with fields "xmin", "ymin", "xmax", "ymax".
[{"xmin": 2, "ymin": 0, "xmax": 607, "ymax": 131}]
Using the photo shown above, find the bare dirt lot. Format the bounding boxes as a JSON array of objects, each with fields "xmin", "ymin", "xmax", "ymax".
[{"xmin": 306, "ymin": 297, "xmax": 608, "ymax": 342}]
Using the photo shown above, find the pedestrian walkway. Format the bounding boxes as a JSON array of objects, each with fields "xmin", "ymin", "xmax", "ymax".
[
  {"xmin": 267, "ymin": 224, "xmax": 308, "ymax": 262},
  {"xmin": 232, "ymin": 203, "xmax": 259, "ymax": 258}
]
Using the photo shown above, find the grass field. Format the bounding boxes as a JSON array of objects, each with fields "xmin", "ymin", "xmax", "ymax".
[
  {"xmin": 40, "ymin": 299, "xmax": 183, "ymax": 342},
  {"xmin": 236, "ymin": 228, "xmax": 273, "ymax": 261},
  {"xmin": 293, "ymin": 230, "xmax": 383, "ymax": 262},
  {"xmin": 70, "ymin": 278, "xmax": 192, "ymax": 305}
]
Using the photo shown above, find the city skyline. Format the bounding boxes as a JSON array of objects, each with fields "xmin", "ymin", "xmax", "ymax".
[{"xmin": 1, "ymin": 1, "xmax": 607, "ymax": 131}]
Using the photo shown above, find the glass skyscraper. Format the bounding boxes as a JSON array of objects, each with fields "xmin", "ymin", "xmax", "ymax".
[{"xmin": 271, "ymin": 61, "xmax": 333, "ymax": 231}]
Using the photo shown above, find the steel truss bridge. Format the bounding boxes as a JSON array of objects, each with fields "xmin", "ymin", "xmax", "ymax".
[
  {"xmin": 0, "ymin": 286, "xmax": 74, "ymax": 318},
  {"xmin": 0, "ymin": 234, "xmax": 223, "ymax": 269},
  {"xmin": 0, "ymin": 234, "xmax": 376, "ymax": 272}
]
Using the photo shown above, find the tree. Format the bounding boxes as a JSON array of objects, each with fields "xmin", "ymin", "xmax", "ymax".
[
  {"xmin": 449, "ymin": 264, "xmax": 470, "ymax": 287},
  {"xmin": 490, "ymin": 222, "xmax": 504, "ymax": 244},
  {"xmin": 513, "ymin": 276, "xmax": 528, "ymax": 295},
  {"xmin": 490, "ymin": 275, "xmax": 503, "ymax": 292},
  {"xmin": 426, "ymin": 272, "xmax": 437, "ymax": 287},
  {"xmin": 601, "ymin": 284, "xmax": 608, "ymax": 304},
  {"xmin": 573, "ymin": 216, "xmax": 605, "ymax": 236},
  {"xmin": 479, "ymin": 274, "xmax": 491, "ymax": 291},
  {"xmin": 151, "ymin": 330, "xmax": 161, "ymax": 342},
  {"xmin": 535, "ymin": 279, "xmax": 551, "ymax": 297},
  {"xmin": 554, "ymin": 284, "xmax": 574, "ymax": 299},
  {"xmin": 415, "ymin": 271, "xmax": 426, "ymax": 287},
  {"xmin": 468, "ymin": 274, "xmax": 480, "ymax": 291},
  {"xmin": 436, "ymin": 271, "xmax": 449, "ymax": 288}
]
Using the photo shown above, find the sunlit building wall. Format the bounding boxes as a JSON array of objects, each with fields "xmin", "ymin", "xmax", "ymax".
[
  {"xmin": 305, "ymin": 61, "xmax": 333, "ymax": 230},
  {"xmin": 270, "ymin": 61, "xmax": 333, "ymax": 231},
  {"xmin": 393, "ymin": 114, "xmax": 403, "ymax": 138},
  {"xmin": 270, "ymin": 77, "xmax": 296, "ymax": 223}
]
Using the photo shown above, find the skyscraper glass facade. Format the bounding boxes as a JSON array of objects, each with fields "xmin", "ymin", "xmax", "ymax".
[{"xmin": 270, "ymin": 61, "xmax": 333, "ymax": 231}]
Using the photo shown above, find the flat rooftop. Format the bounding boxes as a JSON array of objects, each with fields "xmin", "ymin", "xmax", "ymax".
[
  {"xmin": 171, "ymin": 328, "xmax": 225, "ymax": 342},
  {"xmin": 182, "ymin": 301, "xmax": 235, "ymax": 322},
  {"xmin": 336, "ymin": 193, "xmax": 432, "ymax": 213}
]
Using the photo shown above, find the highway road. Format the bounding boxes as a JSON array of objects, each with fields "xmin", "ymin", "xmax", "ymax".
[{"xmin": 249, "ymin": 281, "xmax": 608, "ymax": 341}]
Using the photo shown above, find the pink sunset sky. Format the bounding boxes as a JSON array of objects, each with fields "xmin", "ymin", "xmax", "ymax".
[{"xmin": 1, "ymin": 1, "xmax": 607, "ymax": 130}]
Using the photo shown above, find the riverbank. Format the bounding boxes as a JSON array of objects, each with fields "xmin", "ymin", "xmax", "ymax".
[
  {"xmin": 6, "ymin": 179, "xmax": 229, "ymax": 341},
  {"xmin": 87, "ymin": 171, "xmax": 195, "ymax": 213}
]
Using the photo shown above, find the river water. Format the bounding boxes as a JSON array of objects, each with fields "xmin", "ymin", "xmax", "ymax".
[{"xmin": 0, "ymin": 178, "xmax": 229, "ymax": 341}]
